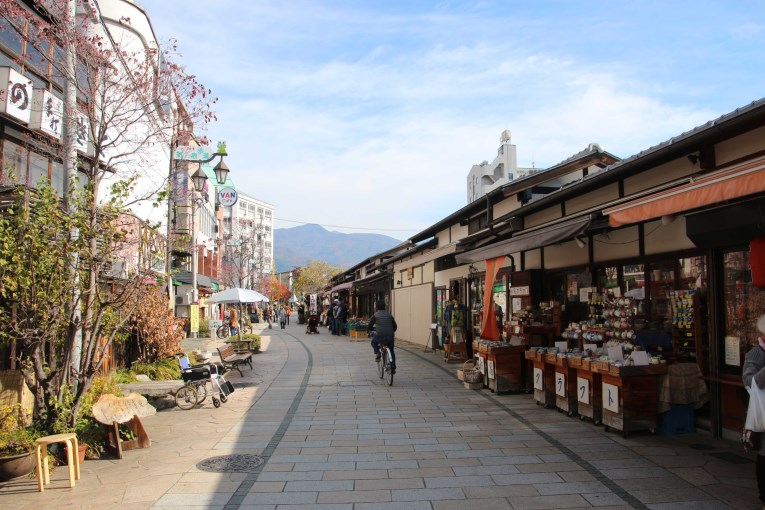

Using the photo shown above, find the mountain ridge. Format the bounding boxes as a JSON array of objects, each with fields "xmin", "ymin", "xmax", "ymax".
[{"xmin": 273, "ymin": 224, "xmax": 402, "ymax": 272}]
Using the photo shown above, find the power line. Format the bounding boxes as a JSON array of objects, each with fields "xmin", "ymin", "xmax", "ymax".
[{"xmin": 274, "ymin": 217, "xmax": 421, "ymax": 233}]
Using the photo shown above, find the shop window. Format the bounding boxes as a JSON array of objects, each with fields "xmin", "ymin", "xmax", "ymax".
[
  {"xmin": 2, "ymin": 140, "xmax": 27, "ymax": 183},
  {"xmin": 468, "ymin": 275, "xmax": 485, "ymax": 337},
  {"xmin": 29, "ymin": 151, "xmax": 48, "ymax": 188},
  {"xmin": 722, "ymin": 250, "xmax": 765, "ymax": 372},
  {"xmin": 0, "ymin": 16, "xmax": 24, "ymax": 56},
  {"xmin": 597, "ymin": 266, "xmax": 619, "ymax": 293},
  {"xmin": 647, "ymin": 261, "xmax": 674, "ymax": 333},
  {"xmin": 623, "ymin": 263, "xmax": 645, "ymax": 297},
  {"xmin": 76, "ymin": 60, "xmax": 92, "ymax": 105},
  {"xmin": 51, "ymin": 160, "xmax": 64, "ymax": 196},
  {"xmin": 493, "ymin": 275, "xmax": 508, "ymax": 337},
  {"xmin": 51, "ymin": 44, "xmax": 65, "ymax": 90}
]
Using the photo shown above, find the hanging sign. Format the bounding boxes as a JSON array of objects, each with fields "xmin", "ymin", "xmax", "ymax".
[
  {"xmin": 30, "ymin": 89, "xmax": 63, "ymax": 140},
  {"xmin": 0, "ymin": 67, "xmax": 32, "ymax": 123},
  {"xmin": 509, "ymin": 286, "xmax": 530, "ymax": 296},
  {"xmin": 174, "ymin": 145, "xmax": 216, "ymax": 161},
  {"xmin": 218, "ymin": 187, "xmax": 238, "ymax": 207}
]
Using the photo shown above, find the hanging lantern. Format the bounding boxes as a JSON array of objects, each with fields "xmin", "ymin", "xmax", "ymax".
[{"xmin": 751, "ymin": 237, "xmax": 765, "ymax": 288}]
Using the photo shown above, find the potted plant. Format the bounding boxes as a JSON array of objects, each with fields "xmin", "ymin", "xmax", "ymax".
[{"xmin": 0, "ymin": 404, "xmax": 40, "ymax": 482}]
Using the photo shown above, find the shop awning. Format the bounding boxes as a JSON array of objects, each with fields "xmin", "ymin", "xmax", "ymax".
[
  {"xmin": 604, "ymin": 156, "xmax": 765, "ymax": 227},
  {"xmin": 328, "ymin": 281, "xmax": 353, "ymax": 293},
  {"xmin": 400, "ymin": 242, "xmax": 458, "ymax": 268},
  {"xmin": 455, "ymin": 214, "xmax": 592, "ymax": 264},
  {"xmin": 172, "ymin": 270, "xmax": 219, "ymax": 290}
]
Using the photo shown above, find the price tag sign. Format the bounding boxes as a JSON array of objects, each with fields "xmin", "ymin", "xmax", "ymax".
[
  {"xmin": 555, "ymin": 372, "xmax": 566, "ymax": 397},
  {"xmin": 533, "ymin": 367, "xmax": 543, "ymax": 390},
  {"xmin": 603, "ymin": 382, "xmax": 619, "ymax": 413},
  {"xmin": 577, "ymin": 376, "xmax": 590, "ymax": 404}
]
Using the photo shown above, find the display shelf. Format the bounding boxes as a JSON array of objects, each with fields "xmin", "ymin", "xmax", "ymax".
[{"xmin": 671, "ymin": 291, "xmax": 706, "ymax": 364}]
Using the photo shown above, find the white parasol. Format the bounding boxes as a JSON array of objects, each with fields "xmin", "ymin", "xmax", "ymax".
[{"xmin": 206, "ymin": 287, "xmax": 270, "ymax": 304}]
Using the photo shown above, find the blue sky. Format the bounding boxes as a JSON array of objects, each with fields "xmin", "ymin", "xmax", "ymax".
[{"xmin": 138, "ymin": 0, "xmax": 765, "ymax": 240}]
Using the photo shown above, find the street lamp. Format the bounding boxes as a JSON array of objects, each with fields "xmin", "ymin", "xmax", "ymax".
[{"xmin": 188, "ymin": 153, "xmax": 230, "ymax": 333}]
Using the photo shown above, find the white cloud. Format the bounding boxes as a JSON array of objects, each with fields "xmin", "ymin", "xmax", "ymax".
[{"xmin": 140, "ymin": 0, "xmax": 765, "ymax": 238}]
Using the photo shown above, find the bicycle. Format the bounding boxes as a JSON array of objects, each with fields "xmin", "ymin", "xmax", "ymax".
[
  {"xmin": 216, "ymin": 319, "xmax": 252, "ymax": 339},
  {"xmin": 373, "ymin": 333, "xmax": 394, "ymax": 386}
]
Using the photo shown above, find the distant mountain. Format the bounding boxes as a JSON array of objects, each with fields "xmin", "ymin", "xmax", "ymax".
[{"xmin": 273, "ymin": 224, "xmax": 402, "ymax": 272}]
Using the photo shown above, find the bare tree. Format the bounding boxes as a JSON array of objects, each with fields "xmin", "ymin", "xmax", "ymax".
[
  {"xmin": 0, "ymin": 0, "xmax": 216, "ymax": 430},
  {"xmin": 220, "ymin": 217, "xmax": 266, "ymax": 290}
]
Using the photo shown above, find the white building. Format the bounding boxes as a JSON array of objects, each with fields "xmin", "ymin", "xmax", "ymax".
[
  {"xmin": 467, "ymin": 130, "xmax": 540, "ymax": 203},
  {"xmin": 222, "ymin": 192, "xmax": 274, "ymax": 290}
]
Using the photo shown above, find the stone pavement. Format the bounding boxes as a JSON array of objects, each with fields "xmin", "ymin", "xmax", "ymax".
[{"xmin": 0, "ymin": 322, "xmax": 760, "ymax": 509}]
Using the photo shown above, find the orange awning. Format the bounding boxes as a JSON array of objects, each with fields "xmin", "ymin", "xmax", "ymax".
[{"xmin": 604, "ymin": 156, "xmax": 765, "ymax": 227}]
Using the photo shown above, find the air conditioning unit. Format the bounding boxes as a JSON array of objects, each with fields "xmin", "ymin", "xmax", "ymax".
[{"xmin": 175, "ymin": 294, "xmax": 191, "ymax": 305}]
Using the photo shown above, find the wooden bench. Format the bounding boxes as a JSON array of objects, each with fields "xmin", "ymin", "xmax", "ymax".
[{"xmin": 216, "ymin": 344, "xmax": 253, "ymax": 377}]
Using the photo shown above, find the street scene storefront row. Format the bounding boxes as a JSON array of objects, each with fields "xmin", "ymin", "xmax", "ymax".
[{"xmin": 333, "ymin": 97, "xmax": 765, "ymax": 444}]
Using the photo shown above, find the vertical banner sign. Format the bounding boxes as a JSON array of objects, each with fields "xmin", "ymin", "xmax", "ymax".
[
  {"xmin": 190, "ymin": 305, "xmax": 199, "ymax": 333},
  {"xmin": 310, "ymin": 294, "xmax": 317, "ymax": 314},
  {"xmin": 487, "ymin": 360, "xmax": 495, "ymax": 380},
  {"xmin": 577, "ymin": 376, "xmax": 590, "ymax": 404},
  {"xmin": 533, "ymin": 367, "xmax": 543, "ymax": 390},
  {"xmin": 478, "ymin": 355, "xmax": 485, "ymax": 374},
  {"xmin": 603, "ymin": 382, "xmax": 619, "ymax": 413}
]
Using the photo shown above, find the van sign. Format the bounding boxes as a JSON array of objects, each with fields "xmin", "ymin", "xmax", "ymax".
[{"xmin": 218, "ymin": 188, "xmax": 238, "ymax": 207}]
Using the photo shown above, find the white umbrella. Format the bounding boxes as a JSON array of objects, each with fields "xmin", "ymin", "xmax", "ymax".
[{"xmin": 207, "ymin": 287, "xmax": 270, "ymax": 304}]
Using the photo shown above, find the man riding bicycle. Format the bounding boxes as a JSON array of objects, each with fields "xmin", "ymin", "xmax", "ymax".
[{"xmin": 368, "ymin": 300, "xmax": 397, "ymax": 374}]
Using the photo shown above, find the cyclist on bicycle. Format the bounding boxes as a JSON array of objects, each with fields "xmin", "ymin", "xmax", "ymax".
[{"xmin": 369, "ymin": 300, "xmax": 397, "ymax": 373}]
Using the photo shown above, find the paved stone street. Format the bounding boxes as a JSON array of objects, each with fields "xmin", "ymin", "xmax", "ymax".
[{"xmin": 0, "ymin": 322, "xmax": 759, "ymax": 509}]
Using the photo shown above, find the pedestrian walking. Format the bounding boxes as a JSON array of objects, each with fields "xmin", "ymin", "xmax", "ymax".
[
  {"xmin": 743, "ymin": 314, "xmax": 765, "ymax": 507},
  {"xmin": 278, "ymin": 306, "xmax": 287, "ymax": 329}
]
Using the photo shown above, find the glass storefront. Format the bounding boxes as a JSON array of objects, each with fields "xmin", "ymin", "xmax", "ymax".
[{"xmin": 721, "ymin": 249, "xmax": 765, "ymax": 371}]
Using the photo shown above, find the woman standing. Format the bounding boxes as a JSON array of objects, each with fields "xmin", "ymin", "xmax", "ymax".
[{"xmin": 743, "ymin": 314, "xmax": 765, "ymax": 508}]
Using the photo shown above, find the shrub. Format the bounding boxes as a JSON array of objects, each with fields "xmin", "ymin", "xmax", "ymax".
[
  {"xmin": 241, "ymin": 333, "xmax": 261, "ymax": 352},
  {"xmin": 198, "ymin": 318, "xmax": 210, "ymax": 336},
  {"xmin": 129, "ymin": 357, "xmax": 181, "ymax": 381},
  {"xmin": 0, "ymin": 404, "xmax": 40, "ymax": 456}
]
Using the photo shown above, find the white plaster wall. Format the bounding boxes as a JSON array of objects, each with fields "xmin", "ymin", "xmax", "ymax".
[
  {"xmin": 592, "ymin": 226, "xmax": 641, "ymax": 263},
  {"xmin": 525, "ymin": 207, "xmax": 562, "ymax": 229},
  {"xmin": 493, "ymin": 194, "xmax": 522, "ymax": 218},
  {"xmin": 392, "ymin": 284, "xmax": 434, "ymax": 346},
  {"xmin": 644, "ymin": 217, "xmax": 695, "ymax": 255},
  {"xmin": 566, "ymin": 183, "xmax": 620, "ymax": 215},
  {"xmin": 543, "ymin": 240, "xmax": 589, "ymax": 270},
  {"xmin": 715, "ymin": 125, "xmax": 765, "ymax": 166},
  {"xmin": 623, "ymin": 159, "xmax": 694, "ymax": 196}
]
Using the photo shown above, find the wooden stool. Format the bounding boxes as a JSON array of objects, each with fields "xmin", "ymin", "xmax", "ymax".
[{"xmin": 35, "ymin": 433, "xmax": 80, "ymax": 492}]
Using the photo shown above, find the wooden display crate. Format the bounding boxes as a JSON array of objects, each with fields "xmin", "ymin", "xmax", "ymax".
[
  {"xmin": 543, "ymin": 352, "xmax": 558, "ymax": 364},
  {"xmin": 600, "ymin": 364, "xmax": 668, "ymax": 436},
  {"xmin": 487, "ymin": 345, "xmax": 528, "ymax": 393}
]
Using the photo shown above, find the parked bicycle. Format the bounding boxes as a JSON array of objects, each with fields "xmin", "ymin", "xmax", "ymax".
[{"xmin": 216, "ymin": 318, "xmax": 252, "ymax": 339}]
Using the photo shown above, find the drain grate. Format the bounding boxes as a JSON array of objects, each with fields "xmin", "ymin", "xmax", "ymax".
[{"xmin": 197, "ymin": 454, "xmax": 265, "ymax": 472}]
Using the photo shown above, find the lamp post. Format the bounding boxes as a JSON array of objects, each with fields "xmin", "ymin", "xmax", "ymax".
[{"xmin": 186, "ymin": 152, "xmax": 230, "ymax": 337}]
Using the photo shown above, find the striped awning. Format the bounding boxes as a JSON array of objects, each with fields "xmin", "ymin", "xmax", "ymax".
[{"xmin": 604, "ymin": 156, "xmax": 765, "ymax": 227}]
